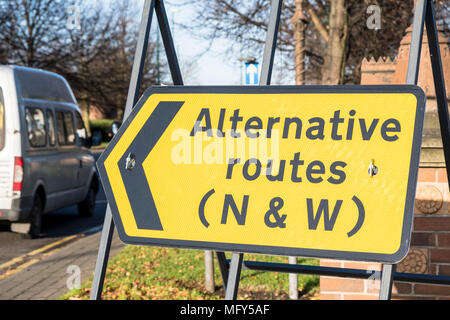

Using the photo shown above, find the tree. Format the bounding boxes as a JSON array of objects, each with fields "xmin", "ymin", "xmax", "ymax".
[
  {"xmin": 185, "ymin": 0, "xmax": 448, "ymax": 85},
  {"xmin": 56, "ymin": 1, "xmax": 119, "ymax": 130},
  {"xmin": 74, "ymin": 0, "xmax": 163, "ymax": 120},
  {"xmin": 320, "ymin": 0, "xmax": 347, "ymax": 84},
  {"xmin": 61, "ymin": 0, "xmax": 165, "ymax": 121},
  {"xmin": 0, "ymin": 0, "xmax": 71, "ymax": 68},
  {"xmin": 291, "ymin": 0, "xmax": 308, "ymax": 85},
  {"xmin": 57, "ymin": 0, "xmax": 142, "ymax": 121},
  {"xmin": 0, "ymin": 0, "xmax": 165, "ymax": 121}
]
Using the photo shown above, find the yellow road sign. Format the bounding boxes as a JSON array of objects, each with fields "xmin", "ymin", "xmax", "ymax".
[{"xmin": 97, "ymin": 85, "xmax": 426, "ymax": 263}]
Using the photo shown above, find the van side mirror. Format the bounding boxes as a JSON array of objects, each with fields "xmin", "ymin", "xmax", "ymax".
[{"xmin": 79, "ymin": 135, "xmax": 92, "ymax": 148}]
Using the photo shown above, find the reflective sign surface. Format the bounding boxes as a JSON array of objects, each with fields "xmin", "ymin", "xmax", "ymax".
[{"xmin": 97, "ymin": 85, "xmax": 426, "ymax": 263}]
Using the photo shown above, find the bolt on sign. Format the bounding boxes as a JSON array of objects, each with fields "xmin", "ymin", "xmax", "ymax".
[{"xmin": 97, "ymin": 85, "xmax": 426, "ymax": 263}]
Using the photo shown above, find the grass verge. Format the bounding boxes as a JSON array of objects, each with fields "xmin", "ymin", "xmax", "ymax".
[{"xmin": 61, "ymin": 246, "xmax": 319, "ymax": 300}]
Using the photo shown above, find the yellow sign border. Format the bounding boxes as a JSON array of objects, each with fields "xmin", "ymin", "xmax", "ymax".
[{"xmin": 97, "ymin": 85, "xmax": 426, "ymax": 263}]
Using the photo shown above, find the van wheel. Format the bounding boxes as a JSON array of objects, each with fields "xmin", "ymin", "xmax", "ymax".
[
  {"xmin": 78, "ymin": 183, "xmax": 96, "ymax": 217},
  {"xmin": 20, "ymin": 195, "xmax": 43, "ymax": 239}
]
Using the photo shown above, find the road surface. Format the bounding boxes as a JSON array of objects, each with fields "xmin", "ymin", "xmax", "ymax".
[{"xmin": 0, "ymin": 150, "xmax": 108, "ymax": 268}]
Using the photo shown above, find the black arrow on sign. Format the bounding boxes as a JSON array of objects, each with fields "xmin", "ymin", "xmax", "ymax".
[{"xmin": 117, "ymin": 101, "xmax": 185, "ymax": 230}]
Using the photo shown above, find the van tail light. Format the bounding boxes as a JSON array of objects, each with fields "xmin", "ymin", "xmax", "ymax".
[{"xmin": 13, "ymin": 157, "xmax": 23, "ymax": 191}]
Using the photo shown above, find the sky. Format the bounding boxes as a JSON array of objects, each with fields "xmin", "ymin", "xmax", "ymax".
[
  {"xmin": 131, "ymin": 0, "xmax": 293, "ymax": 86},
  {"xmin": 150, "ymin": 1, "xmax": 242, "ymax": 85}
]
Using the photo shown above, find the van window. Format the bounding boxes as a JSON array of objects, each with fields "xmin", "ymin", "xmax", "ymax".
[
  {"xmin": 56, "ymin": 111, "xmax": 65, "ymax": 145},
  {"xmin": 46, "ymin": 110, "xmax": 56, "ymax": 146},
  {"xmin": 56, "ymin": 111, "xmax": 76, "ymax": 145},
  {"xmin": 25, "ymin": 108, "xmax": 47, "ymax": 147},
  {"xmin": 75, "ymin": 112, "xmax": 88, "ymax": 146},
  {"xmin": 15, "ymin": 68, "xmax": 76, "ymax": 104},
  {"xmin": 64, "ymin": 112, "xmax": 76, "ymax": 144},
  {"xmin": 0, "ymin": 88, "xmax": 4, "ymax": 151}
]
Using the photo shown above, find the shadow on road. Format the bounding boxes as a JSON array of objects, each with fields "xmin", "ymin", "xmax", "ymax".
[
  {"xmin": 0, "ymin": 195, "xmax": 107, "ymax": 237},
  {"xmin": 41, "ymin": 201, "xmax": 107, "ymax": 238},
  {"xmin": 0, "ymin": 195, "xmax": 108, "ymax": 265}
]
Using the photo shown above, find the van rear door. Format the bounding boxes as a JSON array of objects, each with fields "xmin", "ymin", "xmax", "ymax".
[{"xmin": 0, "ymin": 71, "xmax": 22, "ymax": 213}]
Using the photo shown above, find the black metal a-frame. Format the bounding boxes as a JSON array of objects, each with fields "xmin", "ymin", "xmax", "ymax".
[
  {"xmin": 91, "ymin": 0, "xmax": 450, "ymax": 301},
  {"xmin": 90, "ymin": 0, "xmax": 183, "ymax": 300}
]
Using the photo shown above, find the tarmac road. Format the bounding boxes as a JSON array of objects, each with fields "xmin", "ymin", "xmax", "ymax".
[{"xmin": 0, "ymin": 150, "xmax": 107, "ymax": 266}]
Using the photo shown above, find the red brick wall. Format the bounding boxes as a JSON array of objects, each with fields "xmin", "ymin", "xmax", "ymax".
[
  {"xmin": 403, "ymin": 168, "xmax": 450, "ymax": 299},
  {"xmin": 320, "ymin": 260, "xmax": 381, "ymax": 300}
]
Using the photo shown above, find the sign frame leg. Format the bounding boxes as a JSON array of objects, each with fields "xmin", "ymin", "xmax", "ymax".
[
  {"xmin": 155, "ymin": 0, "xmax": 183, "ymax": 86},
  {"xmin": 425, "ymin": 0, "xmax": 450, "ymax": 188},
  {"xmin": 225, "ymin": 253, "xmax": 244, "ymax": 300},
  {"xmin": 90, "ymin": 0, "xmax": 183, "ymax": 300},
  {"xmin": 379, "ymin": 0, "xmax": 450, "ymax": 300},
  {"xmin": 378, "ymin": 0, "xmax": 426, "ymax": 300},
  {"xmin": 379, "ymin": 264, "xmax": 396, "ymax": 300},
  {"xmin": 90, "ymin": 207, "xmax": 115, "ymax": 300},
  {"xmin": 216, "ymin": 252, "xmax": 229, "ymax": 291}
]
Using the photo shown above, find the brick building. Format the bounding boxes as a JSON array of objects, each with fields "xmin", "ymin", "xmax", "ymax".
[{"xmin": 319, "ymin": 10, "xmax": 450, "ymax": 299}]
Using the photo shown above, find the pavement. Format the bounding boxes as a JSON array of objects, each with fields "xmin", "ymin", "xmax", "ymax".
[{"xmin": 0, "ymin": 219, "xmax": 124, "ymax": 300}]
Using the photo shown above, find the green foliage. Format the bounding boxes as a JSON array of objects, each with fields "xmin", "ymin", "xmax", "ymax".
[
  {"xmin": 89, "ymin": 119, "xmax": 114, "ymax": 142},
  {"xmin": 61, "ymin": 246, "xmax": 319, "ymax": 300}
]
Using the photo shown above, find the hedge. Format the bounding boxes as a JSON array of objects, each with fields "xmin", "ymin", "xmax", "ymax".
[{"xmin": 90, "ymin": 119, "xmax": 114, "ymax": 142}]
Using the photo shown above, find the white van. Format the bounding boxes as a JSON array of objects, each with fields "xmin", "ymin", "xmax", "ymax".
[{"xmin": 0, "ymin": 65, "xmax": 99, "ymax": 238}]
